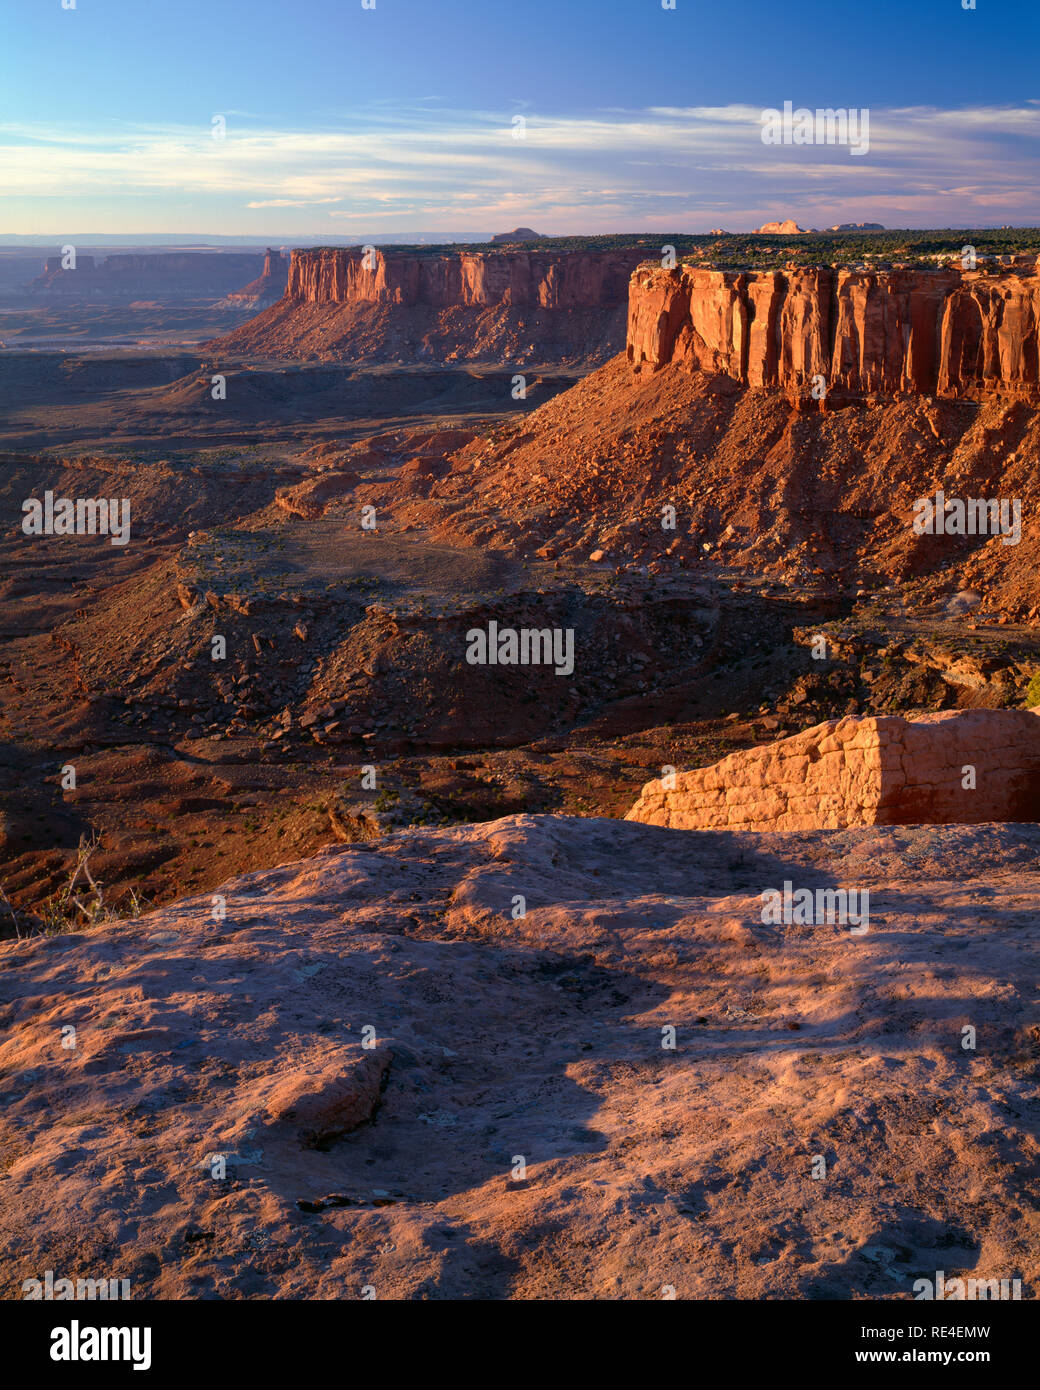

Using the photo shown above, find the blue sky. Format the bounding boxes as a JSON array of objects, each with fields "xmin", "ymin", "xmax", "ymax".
[{"xmin": 1, "ymin": 0, "xmax": 1038, "ymax": 236}]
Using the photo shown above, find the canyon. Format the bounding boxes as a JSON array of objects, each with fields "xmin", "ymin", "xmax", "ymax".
[{"xmin": 3, "ymin": 230, "xmax": 1040, "ymax": 1308}]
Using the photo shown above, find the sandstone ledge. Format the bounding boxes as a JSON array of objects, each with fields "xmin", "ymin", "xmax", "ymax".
[{"xmin": 626, "ymin": 709, "xmax": 1040, "ymax": 832}]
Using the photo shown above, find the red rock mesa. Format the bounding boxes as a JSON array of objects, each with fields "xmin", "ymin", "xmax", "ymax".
[
  {"xmin": 211, "ymin": 246, "xmax": 652, "ymax": 363},
  {"xmin": 284, "ymin": 246, "xmax": 644, "ymax": 309}
]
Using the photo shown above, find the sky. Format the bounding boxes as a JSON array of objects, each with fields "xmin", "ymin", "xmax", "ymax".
[{"xmin": 1, "ymin": 0, "xmax": 1038, "ymax": 237}]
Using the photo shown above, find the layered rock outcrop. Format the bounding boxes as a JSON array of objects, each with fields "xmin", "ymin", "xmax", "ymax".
[
  {"xmin": 285, "ymin": 246, "xmax": 644, "ymax": 309},
  {"xmin": 628, "ymin": 263, "xmax": 1040, "ymax": 400},
  {"xmin": 626, "ymin": 709, "xmax": 1040, "ymax": 832}
]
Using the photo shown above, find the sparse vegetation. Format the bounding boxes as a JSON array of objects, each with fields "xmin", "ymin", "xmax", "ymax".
[
  {"xmin": 309, "ymin": 228, "xmax": 1040, "ymax": 274},
  {"xmin": 4, "ymin": 832, "xmax": 148, "ymax": 939}
]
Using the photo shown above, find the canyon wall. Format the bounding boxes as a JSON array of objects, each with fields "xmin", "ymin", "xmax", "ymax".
[
  {"xmin": 214, "ymin": 246, "xmax": 1040, "ymax": 381},
  {"xmin": 627, "ymin": 262, "xmax": 1040, "ymax": 400}
]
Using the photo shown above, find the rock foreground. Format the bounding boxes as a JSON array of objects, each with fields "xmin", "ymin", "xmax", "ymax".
[
  {"xmin": 627, "ymin": 710, "xmax": 1040, "ymax": 833},
  {"xmin": 1, "ymin": 814, "xmax": 1038, "ymax": 1300}
]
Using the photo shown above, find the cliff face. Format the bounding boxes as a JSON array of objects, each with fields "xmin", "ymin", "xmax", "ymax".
[
  {"xmin": 212, "ymin": 247, "xmax": 649, "ymax": 364},
  {"xmin": 285, "ymin": 246, "xmax": 644, "ymax": 310},
  {"xmin": 628, "ymin": 263, "xmax": 1040, "ymax": 400}
]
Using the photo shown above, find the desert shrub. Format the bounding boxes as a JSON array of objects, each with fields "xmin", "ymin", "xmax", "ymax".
[{"xmin": 1, "ymin": 833, "xmax": 145, "ymax": 940}]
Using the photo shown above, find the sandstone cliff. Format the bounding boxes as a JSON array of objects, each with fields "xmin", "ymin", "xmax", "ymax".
[
  {"xmin": 211, "ymin": 246, "xmax": 649, "ymax": 364},
  {"xmin": 627, "ymin": 262, "xmax": 1040, "ymax": 401},
  {"xmin": 284, "ymin": 246, "xmax": 642, "ymax": 309}
]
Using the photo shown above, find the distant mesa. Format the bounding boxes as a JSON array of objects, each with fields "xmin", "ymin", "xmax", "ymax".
[
  {"xmin": 29, "ymin": 250, "xmax": 267, "ymax": 301},
  {"xmin": 751, "ymin": 220, "xmax": 885, "ymax": 234},
  {"xmin": 708, "ymin": 228, "xmax": 727, "ymax": 236},
  {"xmin": 209, "ymin": 243, "xmax": 648, "ymax": 366},
  {"xmin": 752, "ymin": 219, "xmax": 808, "ymax": 234},
  {"xmin": 490, "ymin": 227, "xmax": 545, "ymax": 244}
]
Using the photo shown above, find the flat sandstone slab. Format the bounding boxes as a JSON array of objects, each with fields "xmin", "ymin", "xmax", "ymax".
[{"xmin": 1, "ymin": 814, "xmax": 1038, "ymax": 1299}]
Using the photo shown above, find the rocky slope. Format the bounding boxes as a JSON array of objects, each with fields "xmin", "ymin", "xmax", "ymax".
[
  {"xmin": 210, "ymin": 247, "xmax": 649, "ymax": 365},
  {"xmin": 369, "ymin": 353, "xmax": 1040, "ymax": 621},
  {"xmin": 2, "ymin": 813, "xmax": 1038, "ymax": 1299},
  {"xmin": 0, "ymin": 441, "xmax": 842, "ymax": 926},
  {"xmin": 628, "ymin": 262, "xmax": 1040, "ymax": 401}
]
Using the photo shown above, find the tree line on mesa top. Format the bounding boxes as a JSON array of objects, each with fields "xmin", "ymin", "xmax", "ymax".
[{"xmin": 301, "ymin": 229, "xmax": 1040, "ymax": 273}]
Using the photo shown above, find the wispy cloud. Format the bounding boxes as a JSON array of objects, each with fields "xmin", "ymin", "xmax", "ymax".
[{"xmin": 1, "ymin": 101, "xmax": 1037, "ymax": 232}]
